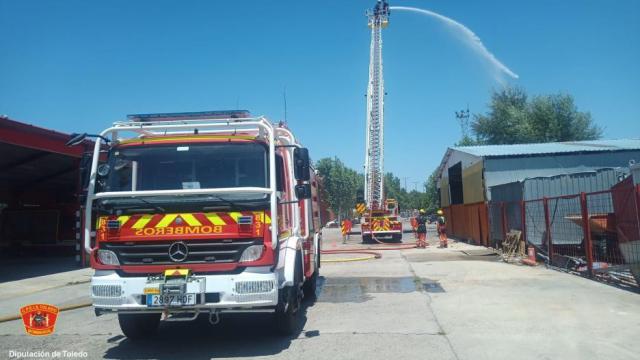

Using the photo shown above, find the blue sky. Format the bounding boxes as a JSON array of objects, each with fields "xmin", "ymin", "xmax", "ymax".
[{"xmin": 1, "ymin": 0, "xmax": 639, "ymax": 190}]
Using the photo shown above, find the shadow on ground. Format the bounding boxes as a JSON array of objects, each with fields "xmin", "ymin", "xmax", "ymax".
[
  {"xmin": 0, "ymin": 256, "xmax": 79, "ymax": 282},
  {"xmin": 102, "ymin": 297, "xmax": 315, "ymax": 359}
]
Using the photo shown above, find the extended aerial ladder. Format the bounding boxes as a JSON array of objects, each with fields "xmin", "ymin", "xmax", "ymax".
[
  {"xmin": 364, "ymin": 0, "xmax": 389, "ymax": 211},
  {"xmin": 360, "ymin": 0, "xmax": 402, "ymax": 242}
]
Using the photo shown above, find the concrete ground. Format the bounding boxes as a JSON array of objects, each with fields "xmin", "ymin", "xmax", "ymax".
[{"xmin": 0, "ymin": 222, "xmax": 638, "ymax": 359}]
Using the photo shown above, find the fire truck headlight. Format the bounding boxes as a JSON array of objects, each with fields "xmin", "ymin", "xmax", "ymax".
[
  {"xmin": 97, "ymin": 250, "xmax": 120, "ymax": 266},
  {"xmin": 239, "ymin": 245, "xmax": 264, "ymax": 263}
]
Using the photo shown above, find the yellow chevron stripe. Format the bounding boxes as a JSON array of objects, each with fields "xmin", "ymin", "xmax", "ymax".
[
  {"xmin": 132, "ymin": 214, "xmax": 154, "ymax": 229},
  {"xmin": 265, "ymin": 214, "xmax": 272, "ymax": 224},
  {"xmin": 180, "ymin": 213, "xmax": 201, "ymax": 226},
  {"xmin": 155, "ymin": 214, "xmax": 177, "ymax": 228},
  {"xmin": 228, "ymin": 212, "xmax": 243, "ymax": 223},
  {"xmin": 205, "ymin": 213, "xmax": 226, "ymax": 226},
  {"xmin": 117, "ymin": 215, "xmax": 131, "ymax": 225}
]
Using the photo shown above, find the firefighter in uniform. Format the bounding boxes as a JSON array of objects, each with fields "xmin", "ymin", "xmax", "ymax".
[
  {"xmin": 437, "ymin": 209, "xmax": 448, "ymax": 248},
  {"xmin": 410, "ymin": 215, "xmax": 418, "ymax": 240},
  {"xmin": 341, "ymin": 218, "xmax": 352, "ymax": 244},
  {"xmin": 415, "ymin": 209, "xmax": 428, "ymax": 248}
]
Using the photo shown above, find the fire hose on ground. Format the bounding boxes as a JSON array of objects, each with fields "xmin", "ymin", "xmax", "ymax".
[{"xmin": 320, "ymin": 230, "xmax": 418, "ymax": 263}]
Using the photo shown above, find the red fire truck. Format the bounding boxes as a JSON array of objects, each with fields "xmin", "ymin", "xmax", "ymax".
[{"xmin": 69, "ymin": 111, "xmax": 322, "ymax": 338}]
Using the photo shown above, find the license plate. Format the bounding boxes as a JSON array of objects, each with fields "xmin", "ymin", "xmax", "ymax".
[{"xmin": 147, "ymin": 294, "xmax": 196, "ymax": 307}]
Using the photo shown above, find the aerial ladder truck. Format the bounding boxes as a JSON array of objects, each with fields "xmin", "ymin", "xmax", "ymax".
[{"xmin": 360, "ymin": 0, "xmax": 402, "ymax": 243}]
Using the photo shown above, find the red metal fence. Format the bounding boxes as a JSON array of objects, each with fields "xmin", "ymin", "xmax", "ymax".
[
  {"xmin": 487, "ymin": 181, "xmax": 640, "ymax": 288},
  {"xmin": 443, "ymin": 201, "xmax": 489, "ymax": 246}
]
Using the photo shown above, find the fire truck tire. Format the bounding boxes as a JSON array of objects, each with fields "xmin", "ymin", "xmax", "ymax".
[
  {"xmin": 303, "ymin": 253, "xmax": 319, "ymax": 299},
  {"xmin": 275, "ymin": 253, "xmax": 303, "ymax": 335},
  {"xmin": 118, "ymin": 313, "xmax": 160, "ymax": 340},
  {"xmin": 392, "ymin": 233, "xmax": 402, "ymax": 242},
  {"xmin": 362, "ymin": 234, "xmax": 372, "ymax": 244}
]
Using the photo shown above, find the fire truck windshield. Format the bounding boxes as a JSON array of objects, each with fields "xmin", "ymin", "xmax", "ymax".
[{"xmin": 102, "ymin": 142, "xmax": 268, "ymax": 195}]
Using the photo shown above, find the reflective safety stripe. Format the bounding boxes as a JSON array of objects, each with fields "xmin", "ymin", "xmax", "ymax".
[
  {"xmin": 205, "ymin": 213, "xmax": 226, "ymax": 226},
  {"xmin": 154, "ymin": 214, "xmax": 177, "ymax": 228},
  {"xmin": 228, "ymin": 212, "xmax": 243, "ymax": 222},
  {"xmin": 132, "ymin": 214, "xmax": 154, "ymax": 229},
  {"xmin": 115, "ymin": 211, "xmax": 270, "ymax": 229},
  {"xmin": 179, "ymin": 213, "xmax": 201, "ymax": 226}
]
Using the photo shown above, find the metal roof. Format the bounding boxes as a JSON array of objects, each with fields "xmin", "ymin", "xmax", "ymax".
[{"xmin": 452, "ymin": 139, "xmax": 640, "ymax": 157}]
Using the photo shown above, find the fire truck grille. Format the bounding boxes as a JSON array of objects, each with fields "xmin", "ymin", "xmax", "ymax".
[{"xmin": 102, "ymin": 239, "xmax": 261, "ymax": 265}]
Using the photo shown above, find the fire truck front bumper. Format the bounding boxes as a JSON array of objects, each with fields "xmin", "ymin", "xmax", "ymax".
[{"xmin": 91, "ymin": 267, "xmax": 279, "ymax": 314}]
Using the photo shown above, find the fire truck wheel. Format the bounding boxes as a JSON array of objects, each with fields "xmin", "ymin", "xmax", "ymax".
[
  {"xmin": 393, "ymin": 233, "xmax": 402, "ymax": 242},
  {"xmin": 302, "ymin": 253, "xmax": 319, "ymax": 299},
  {"xmin": 118, "ymin": 313, "xmax": 160, "ymax": 340},
  {"xmin": 275, "ymin": 253, "xmax": 303, "ymax": 335},
  {"xmin": 362, "ymin": 234, "xmax": 372, "ymax": 244}
]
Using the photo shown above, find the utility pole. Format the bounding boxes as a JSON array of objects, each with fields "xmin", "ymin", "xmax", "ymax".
[
  {"xmin": 402, "ymin": 177, "xmax": 409, "ymax": 191},
  {"xmin": 455, "ymin": 106, "xmax": 470, "ymax": 139}
]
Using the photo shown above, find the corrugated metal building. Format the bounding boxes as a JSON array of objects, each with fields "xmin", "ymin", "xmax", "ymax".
[
  {"xmin": 436, "ymin": 139, "xmax": 640, "ymax": 244},
  {"xmin": 489, "ymin": 168, "xmax": 627, "ymax": 202},
  {"xmin": 489, "ymin": 168, "xmax": 627, "ymax": 246}
]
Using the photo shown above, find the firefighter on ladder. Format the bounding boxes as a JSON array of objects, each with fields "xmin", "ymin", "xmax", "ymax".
[
  {"xmin": 415, "ymin": 209, "xmax": 428, "ymax": 248},
  {"xmin": 437, "ymin": 209, "xmax": 448, "ymax": 248}
]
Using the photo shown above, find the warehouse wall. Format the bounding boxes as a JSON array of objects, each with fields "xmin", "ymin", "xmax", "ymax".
[
  {"xmin": 440, "ymin": 176, "xmax": 450, "ymax": 207},
  {"xmin": 489, "ymin": 168, "xmax": 625, "ymax": 202},
  {"xmin": 462, "ymin": 160, "xmax": 485, "ymax": 204},
  {"xmin": 483, "ymin": 150, "xmax": 640, "ymax": 200},
  {"xmin": 438, "ymin": 149, "xmax": 480, "ymax": 208}
]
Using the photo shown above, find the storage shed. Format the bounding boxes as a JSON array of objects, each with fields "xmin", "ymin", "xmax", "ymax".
[{"xmin": 436, "ymin": 139, "xmax": 640, "ymax": 245}]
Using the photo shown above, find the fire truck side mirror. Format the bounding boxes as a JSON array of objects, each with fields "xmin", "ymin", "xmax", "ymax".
[
  {"xmin": 295, "ymin": 184, "xmax": 312, "ymax": 200},
  {"xmin": 77, "ymin": 152, "xmax": 93, "ymax": 205},
  {"xmin": 293, "ymin": 147, "xmax": 310, "ymax": 181}
]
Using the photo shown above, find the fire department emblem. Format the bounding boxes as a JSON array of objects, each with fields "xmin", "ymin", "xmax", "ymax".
[{"xmin": 20, "ymin": 304, "xmax": 59, "ymax": 336}]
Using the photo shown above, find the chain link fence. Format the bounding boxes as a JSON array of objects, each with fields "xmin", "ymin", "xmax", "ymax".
[{"xmin": 488, "ymin": 183, "xmax": 640, "ymax": 289}]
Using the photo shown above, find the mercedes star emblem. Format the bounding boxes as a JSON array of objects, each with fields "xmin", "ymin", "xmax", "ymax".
[{"xmin": 168, "ymin": 241, "xmax": 188, "ymax": 262}]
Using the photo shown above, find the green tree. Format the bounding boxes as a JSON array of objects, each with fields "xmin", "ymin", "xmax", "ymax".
[
  {"xmin": 423, "ymin": 169, "xmax": 440, "ymax": 213},
  {"xmin": 315, "ymin": 157, "xmax": 359, "ymax": 220},
  {"xmin": 455, "ymin": 134, "xmax": 480, "ymax": 147},
  {"xmin": 384, "ymin": 172, "xmax": 405, "ymax": 205},
  {"xmin": 317, "ymin": 158, "xmax": 430, "ymax": 217},
  {"xmin": 471, "ymin": 87, "xmax": 602, "ymax": 144},
  {"xmin": 527, "ymin": 94, "xmax": 602, "ymax": 142}
]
